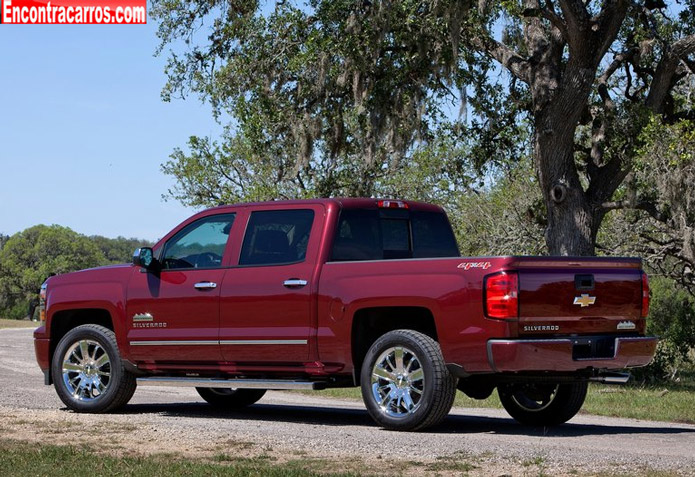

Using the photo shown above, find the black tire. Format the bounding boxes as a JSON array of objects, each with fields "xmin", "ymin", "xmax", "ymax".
[
  {"xmin": 360, "ymin": 329, "xmax": 456, "ymax": 431},
  {"xmin": 498, "ymin": 381, "xmax": 588, "ymax": 426},
  {"xmin": 195, "ymin": 388, "xmax": 266, "ymax": 408},
  {"xmin": 52, "ymin": 324, "xmax": 137, "ymax": 413}
]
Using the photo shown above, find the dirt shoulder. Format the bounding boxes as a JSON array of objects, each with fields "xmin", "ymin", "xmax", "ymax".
[
  {"xmin": 0, "ymin": 319, "xmax": 37, "ymax": 329},
  {"xmin": 2, "ymin": 401, "xmax": 694, "ymax": 477},
  {"xmin": 0, "ymin": 405, "xmax": 522, "ymax": 476},
  {"xmin": 3, "ymin": 328, "xmax": 695, "ymax": 476}
]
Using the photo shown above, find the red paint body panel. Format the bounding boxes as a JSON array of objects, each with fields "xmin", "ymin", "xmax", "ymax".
[
  {"xmin": 34, "ymin": 198, "xmax": 657, "ymax": 383},
  {"xmin": 517, "ymin": 261, "xmax": 645, "ymax": 335},
  {"xmin": 34, "ymin": 330, "xmax": 50, "ymax": 372},
  {"xmin": 217, "ymin": 204, "xmax": 326, "ymax": 363},
  {"xmin": 487, "ymin": 337, "xmax": 658, "ymax": 372},
  {"xmin": 317, "ymin": 257, "xmax": 514, "ymax": 374},
  {"xmin": 33, "ymin": 264, "xmax": 132, "ymax": 363},
  {"xmin": 126, "ymin": 267, "xmax": 227, "ymax": 362}
]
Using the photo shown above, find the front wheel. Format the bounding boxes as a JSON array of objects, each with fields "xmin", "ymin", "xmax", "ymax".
[
  {"xmin": 360, "ymin": 330, "xmax": 456, "ymax": 431},
  {"xmin": 498, "ymin": 381, "xmax": 588, "ymax": 426},
  {"xmin": 52, "ymin": 324, "xmax": 137, "ymax": 413},
  {"xmin": 195, "ymin": 388, "xmax": 266, "ymax": 408}
]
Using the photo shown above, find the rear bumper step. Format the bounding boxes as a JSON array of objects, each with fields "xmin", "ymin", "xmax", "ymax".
[
  {"xmin": 487, "ymin": 336, "xmax": 658, "ymax": 373},
  {"xmin": 137, "ymin": 377, "xmax": 325, "ymax": 390}
]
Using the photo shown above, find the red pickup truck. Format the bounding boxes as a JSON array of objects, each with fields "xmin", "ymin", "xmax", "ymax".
[{"xmin": 34, "ymin": 198, "xmax": 657, "ymax": 431}]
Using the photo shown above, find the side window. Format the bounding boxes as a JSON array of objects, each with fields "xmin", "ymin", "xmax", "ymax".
[
  {"xmin": 161, "ymin": 214, "xmax": 235, "ymax": 270},
  {"xmin": 331, "ymin": 208, "xmax": 459, "ymax": 261},
  {"xmin": 239, "ymin": 209, "xmax": 315, "ymax": 266},
  {"xmin": 330, "ymin": 209, "xmax": 382, "ymax": 261},
  {"xmin": 411, "ymin": 211, "xmax": 460, "ymax": 258}
]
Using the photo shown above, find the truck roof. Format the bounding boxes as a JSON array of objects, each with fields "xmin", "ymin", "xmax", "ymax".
[{"xmin": 203, "ymin": 198, "xmax": 446, "ymax": 213}]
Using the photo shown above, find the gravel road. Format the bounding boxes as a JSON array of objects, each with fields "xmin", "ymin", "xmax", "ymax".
[{"xmin": 1, "ymin": 327, "xmax": 694, "ymax": 476}]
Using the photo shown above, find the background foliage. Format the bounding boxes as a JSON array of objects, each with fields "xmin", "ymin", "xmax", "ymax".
[
  {"xmin": 150, "ymin": 0, "xmax": 695, "ymax": 382},
  {"xmin": 0, "ymin": 226, "xmax": 151, "ymax": 320},
  {"xmin": 3, "ymin": 1, "xmax": 693, "ymax": 384}
]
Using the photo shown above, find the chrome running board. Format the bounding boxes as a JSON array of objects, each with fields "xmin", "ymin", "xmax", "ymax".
[{"xmin": 136, "ymin": 377, "xmax": 324, "ymax": 390}]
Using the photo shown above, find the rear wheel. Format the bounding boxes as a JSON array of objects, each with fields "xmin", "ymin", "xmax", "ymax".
[
  {"xmin": 195, "ymin": 388, "xmax": 266, "ymax": 408},
  {"xmin": 498, "ymin": 381, "xmax": 588, "ymax": 426},
  {"xmin": 360, "ymin": 329, "xmax": 456, "ymax": 431},
  {"xmin": 52, "ymin": 324, "xmax": 136, "ymax": 412}
]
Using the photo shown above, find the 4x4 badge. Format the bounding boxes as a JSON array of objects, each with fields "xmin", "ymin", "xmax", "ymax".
[{"xmin": 573, "ymin": 294, "xmax": 596, "ymax": 307}]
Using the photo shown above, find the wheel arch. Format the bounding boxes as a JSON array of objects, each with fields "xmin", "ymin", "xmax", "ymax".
[
  {"xmin": 350, "ymin": 306, "xmax": 438, "ymax": 385},
  {"xmin": 46, "ymin": 307, "xmax": 116, "ymax": 384}
]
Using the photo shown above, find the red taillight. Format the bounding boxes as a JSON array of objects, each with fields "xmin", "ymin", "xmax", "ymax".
[
  {"xmin": 377, "ymin": 200, "xmax": 408, "ymax": 209},
  {"xmin": 484, "ymin": 272, "xmax": 519, "ymax": 319},
  {"xmin": 641, "ymin": 272, "xmax": 650, "ymax": 318}
]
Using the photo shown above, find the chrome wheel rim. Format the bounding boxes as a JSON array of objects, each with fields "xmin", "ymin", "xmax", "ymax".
[
  {"xmin": 510, "ymin": 384, "xmax": 559, "ymax": 412},
  {"xmin": 61, "ymin": 339, "xmax": 111, "ymax": 402},
  {"xmin": 370, "ymin": 346, "xmax": 425, "ymax": 418}
]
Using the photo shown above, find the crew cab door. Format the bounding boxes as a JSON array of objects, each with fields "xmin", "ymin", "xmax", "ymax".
[
  {"xmin": 219, "ymin": 206, "xmax": 322, "ymax": 363},
  {"xmin": 126, "ymin": 213, "xmax": 237, "ymax": 362}
]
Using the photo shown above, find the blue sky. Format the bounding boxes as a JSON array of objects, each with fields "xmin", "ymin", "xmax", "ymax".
[{"xmin": 0, "ymin": 22, "xmax": 222, "ymax": 241}]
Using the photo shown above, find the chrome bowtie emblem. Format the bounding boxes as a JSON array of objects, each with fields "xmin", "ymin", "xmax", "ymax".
[{"xmin": 573, "ymin": 294, "xmax": 596, "ymax": 307}]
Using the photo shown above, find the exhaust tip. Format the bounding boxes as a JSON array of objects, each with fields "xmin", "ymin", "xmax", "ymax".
[{"xmin": 589, "ymin": 372, "xmax": 631, "ymax": 384}]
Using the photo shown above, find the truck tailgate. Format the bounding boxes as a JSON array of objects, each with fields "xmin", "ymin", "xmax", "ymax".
[{"xmin": 513, "ymin": 257, "xmax": 645, "ymax": 336}]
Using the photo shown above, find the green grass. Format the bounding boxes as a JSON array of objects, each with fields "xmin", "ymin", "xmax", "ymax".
[
  {"xmin": 0, "ymin": 438, "xmax": 681, "ymax": 477},
  {"xmin": 0, "ymin": 439, "xmax": 360, "ymax": 477},
  {"xmin": 582, "ymin": 384, "xmax": 695, "ymax": 423},
  {"xmin": 0, "ymin": 318, "xmax": 37, "ymax": 329},
  {"xmin": 454, "ymin": 382, "xmax": 695, "ymax": 424},
  {"xmin": 295, "ymin": 380, "xmax": 695, "ymax": 424},
  {"xmin": 424, "ymin": 452, "xmax": 479, "ymax": 472}
]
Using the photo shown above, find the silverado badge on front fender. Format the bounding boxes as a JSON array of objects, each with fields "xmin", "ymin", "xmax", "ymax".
[
  {"xmin": 573, "ymin": 294, "xmax": 596, "ymax": 307},
  {"xmin": 132, "ymin": 313, "xmax": 167, "ymax": 328},
  {"xmin": 132, "ymin": 312, "xmax": 154, "ymax": 322}
]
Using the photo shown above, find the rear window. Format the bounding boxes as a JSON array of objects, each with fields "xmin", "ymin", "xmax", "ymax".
[{"xmin": 330, "ymin": 208, "xmax": 459, "ymax": 261}]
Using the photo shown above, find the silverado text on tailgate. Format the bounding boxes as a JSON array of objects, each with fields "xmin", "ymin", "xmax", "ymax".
[{"xmin": 33, "ymin": 198, "xmax": 658, "ymax": 431}]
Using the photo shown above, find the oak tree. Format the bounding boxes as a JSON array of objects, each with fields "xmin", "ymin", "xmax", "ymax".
[
  {"xmin": 152, "ymin": 0, "xmax": 695, "ymax": 256},
  {"xmin": 0, "ymin": 226, "xmax": 105, "ymax": 319}
]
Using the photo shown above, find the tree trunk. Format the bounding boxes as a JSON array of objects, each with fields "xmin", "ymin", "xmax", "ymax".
[
  {"xmin": 534, "ymin": 113, "xmax": 598, "ymax": 257},
  {"xmin": 519, "ymin": 1, "xmax": 630, "ymax": 257}
]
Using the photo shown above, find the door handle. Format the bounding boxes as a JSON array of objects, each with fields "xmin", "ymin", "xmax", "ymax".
[
  {"xmin": 283, "ymin": 279, "xmax": 308, "ymax": 288},
  {"xmin": 194, "ymin": 281, "xmax": 217, "ymax": 290}
]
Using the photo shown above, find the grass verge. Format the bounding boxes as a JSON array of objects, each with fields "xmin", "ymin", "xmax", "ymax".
[
  {"xmin": 0, "ymin": 438, "xmax": 359, "ymax": 477},
  {"xmin": 0, "ymin": 437, "xmax": 683, "ymax": 477},
  {"xmin": 293, "ymin": 381, "xmax": 695, "ymax": 424},
  {"xmin": 0, "ymin": 318, "xmax": 37, "ymax": 329}
]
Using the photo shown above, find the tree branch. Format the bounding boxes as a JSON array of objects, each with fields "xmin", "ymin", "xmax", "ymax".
[
  {"xmin": 587, "ymin": 154, "xmax": 629, "ymax": 205},
  {"xmin": 472, "ymin": 36, "xmax": 531, "ymax": 84},
  {"xmin": 602, "ymin": 199, "xmax": 668, "ymax": 222},
  {"xmin": 647, "ymin": 33, "xmax": 695, "ymax": 113},
  {"xmin": 598, "ymin": 49, "xmax": 634, "ymax": 85},
  {"xmin": 588, "ymin": 83, "xmax": 615, "ymax": 168},
  {"xmin": 672, "ymin": 33, "xmax": 695, "ymax": 58},
  {"xmin": 539, "ymin": 0, "xmax": 569, "ymax": 41},
  {"xmin": 593, "ymin": 0, "xmax": 630, "ymax": 60},
  {"xmin": 557, "ymin": 0, "xmax": 590, "ymax": 47}
]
